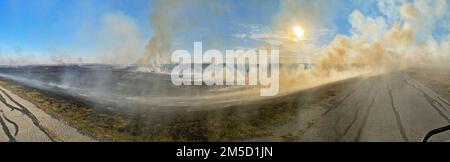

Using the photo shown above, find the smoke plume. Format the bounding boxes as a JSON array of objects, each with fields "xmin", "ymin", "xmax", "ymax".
[{"xmin": 269, "ymin": 0, "xmax": 450, "ymax": 94}]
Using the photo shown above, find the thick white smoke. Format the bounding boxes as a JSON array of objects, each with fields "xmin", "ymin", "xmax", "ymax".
[{"xmin": 136, "ymin": 0, "xmax": 227, "ymax": 72}]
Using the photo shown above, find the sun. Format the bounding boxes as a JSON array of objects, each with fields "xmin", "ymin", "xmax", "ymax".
[{"xmin": 293, "ymin": 26, "xmax": 305, "ymax": 39}]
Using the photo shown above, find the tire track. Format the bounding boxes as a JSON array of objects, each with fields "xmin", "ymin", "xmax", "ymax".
[
  {"xmin": 298, "ymin": 80, "xmax": 363, "ymax": 140},
  {"xmin": 434, "ymin": 99, "xmax": 449, "ymax": 114},
  {"xmin": 354, "ymin": 88, "xmax": 378, "ymax": 142},
  {"xmin": 0, "ymin": 94, "xmax": 21, "ymax": 112},
  {"xmin": 420, "ymin": 93, "xmax": 450, "ymax": 122},
  {"xmin": 387, "ymin": 85, "xmax": 410, "ymax": 142},
  {"xmin": 402, "ymin": 76, "xmax": 450, "ymax": 122},
  {"xmin": 2, "ymin": 114, "xmax": 19, "ymax": 136},
  {"xmin": 338, "ymin": 99, "xmax": 363, "ymax": 140},
  {"xmin": 438, "ymin": 96, "xmax": 450, "ymax": 107},
  {"xmin": 325, "ymin": 82, "xmax": 361, "ymax": 115},
  {"xmin": 0, "ymin": 88, "xmax": 56, "ymax": 141},
  {"xmin": 0, "ymin": 115, "xmax": 16, "ymax": 142},
  {"xmin": 340, "ymin": 79, "xmax": 377, "ymax": 141}
]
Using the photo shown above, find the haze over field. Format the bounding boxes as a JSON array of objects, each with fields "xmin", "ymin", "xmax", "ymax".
[{"xmin": 1, "ymin": 0, "xmax": 449, "ymax": 93}]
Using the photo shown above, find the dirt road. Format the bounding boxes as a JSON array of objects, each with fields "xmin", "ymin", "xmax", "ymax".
[
  {"xmin": 0, "ymin": 86, "xmax": 94, "ymax": 142},
  {"xmin": 297, "ymin": 72, "xmax": 450, "ymax": 142}
]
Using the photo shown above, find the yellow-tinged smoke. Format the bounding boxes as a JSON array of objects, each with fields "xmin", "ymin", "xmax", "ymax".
[
  {"xmin": 273, "ymin": 0, "xmax": 450, "ymax": 95},
  {"xmin": 137, "ymin": 0, "xmax": 183, "ymax": 72},
  {"xmin": 133, "ymin": 0, "xmax": 450, "ymax": 97},
  {"xmin": 137, "ymin": 0, "xmax": 227, "ymax": 72}
]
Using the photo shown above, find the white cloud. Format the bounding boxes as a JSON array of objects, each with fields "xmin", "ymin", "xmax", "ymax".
[{"xmin": 349, "ymin": 10, "xmax": 388, "ymax": 42}]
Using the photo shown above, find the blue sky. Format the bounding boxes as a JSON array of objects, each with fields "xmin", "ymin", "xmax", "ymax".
[
  {"xmin": 0, "ymin": 0, "xmax": 151, "ymax": 54},
  {"xmin": 0, "ymin": 0, "xmax": 448, "ymax": 64}
]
